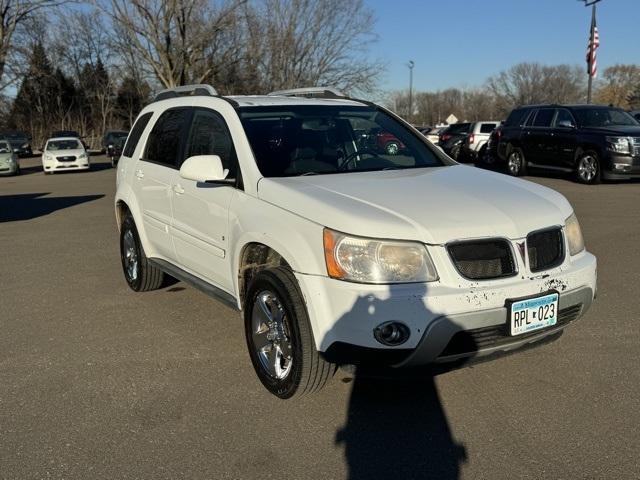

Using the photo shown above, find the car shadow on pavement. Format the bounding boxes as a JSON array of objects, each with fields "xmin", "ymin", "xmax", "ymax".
[
  {"xmin": 330, "ymin": 283, "xmax": 473, "ymax": 480},
  {"xmin": 0, "ymin": 193, "xmax": 105, "ymax": 222}
]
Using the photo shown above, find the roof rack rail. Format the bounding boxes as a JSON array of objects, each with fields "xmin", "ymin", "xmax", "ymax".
[
  {"xmin": 153, "ymin": 84, "xmax": 218, "ymax": 102},
  {"xmin": 267, "ymin": 87, "xmax": 345, "ymax": 99}
]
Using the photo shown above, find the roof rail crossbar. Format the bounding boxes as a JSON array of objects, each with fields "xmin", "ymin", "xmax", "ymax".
[
  {"xmin": 267, "ymin": 87, "xmax": 345, "ymax": 99},
  {"xmin": 154, "ymin": 84, "xmax": 219, "ymax": 102}
]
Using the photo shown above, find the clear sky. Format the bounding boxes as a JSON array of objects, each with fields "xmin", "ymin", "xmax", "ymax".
[{"xmin": 366, "ymin": 0, "xmax": 640, "ymax": 92}]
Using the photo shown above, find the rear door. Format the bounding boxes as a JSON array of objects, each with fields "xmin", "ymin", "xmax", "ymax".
[
  {"xmin": 523, "ymin": 108, "xmax": 555, "ymax": 164},
  {"xmin": 135, "ymin": 107, "xmax": 192, "ymax": 261},
  {"xmin": 170, "ymin": 107, "xmax": 239, "ymax": 292},
  {"xmin": 550, "ymin": 108, "xmax": 579, "ymax": 169}
]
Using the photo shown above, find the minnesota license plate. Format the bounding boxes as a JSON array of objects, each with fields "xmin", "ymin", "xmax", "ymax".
[{"xmin": 508, "ymin": 292, "xmax": 559, "ymax": 336}]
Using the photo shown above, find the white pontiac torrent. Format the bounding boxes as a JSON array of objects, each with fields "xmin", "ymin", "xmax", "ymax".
[{"xmin": 114, "ymin": 85, "xmax": 597, "ymax": 398}]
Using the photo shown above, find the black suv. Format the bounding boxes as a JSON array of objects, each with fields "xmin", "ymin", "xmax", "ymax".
[
  {"xmin": 438, "ymin": 122, "xmax": 472, "ymax": 160},
  {"xmin": 496, "ymin": 104, "xmax": 640, "ymax": 184}
]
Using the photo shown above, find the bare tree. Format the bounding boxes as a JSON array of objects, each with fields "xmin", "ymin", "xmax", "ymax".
[
  {"xmin": 96, "ymin": 0, "xmax": 245, "ymax": 89},
  {"xmin": 487, "ymin": 62, "xmax": 585, "ymax": 117},
  {"xmin": 242, "ymin": 0, "xmax": 382, "ymax": 95},
  {"xmin": 594, "ymin": 64, "xmax": 640, "ymax": 109},
  {"xmin": 0, "ymin": 0, "xmax": 68, "ymax": 91}
]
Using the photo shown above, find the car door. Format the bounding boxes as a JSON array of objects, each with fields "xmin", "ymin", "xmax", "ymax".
[
  {"xmin": 170, "ymin": 107, "xmax": 239, "ymax": 293},
  {"xmin": 550, "ymin": 108, "xmax": 579, "ymax": 169},
  {"xmin": 135, "ymin": 107, "xmax": 192, "ymax": 261},
  {"xmin": 523, "ymin": 108, "xmax": 554, "ymax": 164}
]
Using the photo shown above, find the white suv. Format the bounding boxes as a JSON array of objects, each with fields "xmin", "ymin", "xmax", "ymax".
[
  {"xmin": 461, "ymin": 121, "xmax": 499, "ymax": 161},
  {"xmin": 115, "ymin": 85, "xmax": 597, "ymax": 398}
]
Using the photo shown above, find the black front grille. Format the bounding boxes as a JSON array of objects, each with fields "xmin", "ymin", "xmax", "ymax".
[
  {"xmin": 448, "ymin": 240, "xmax": 516, "ymax": 280},
  {"xmin": 439, "ymin": 304, "xmax": 582, "ymax": 358},
  {"xmin": 527, "ymin": 228, "xmax": 564, "ymax": 272},
  {"xmin": 57, "ymin": 155, "xmax": 77, "ymax": 162}
]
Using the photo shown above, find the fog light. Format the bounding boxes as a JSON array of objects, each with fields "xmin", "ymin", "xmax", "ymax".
[
  {"xmin": 613, "ymin": 163, "xmax": 630, "ymax": 171},
  {"xmin": 373, "ymin": 321, "xmax": 410, "ymax": 346}
]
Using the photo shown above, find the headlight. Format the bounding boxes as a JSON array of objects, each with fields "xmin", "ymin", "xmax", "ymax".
[
  {"xmin": 45, "ymin": 154, "xmax": 53, "ymax": 161},
  {"xmin": 565, "ymin": 213, "xmax": 585, "ymax": 256},
  {"xmin": 605, "ymin": 136, "xmax": 632, "ymax": 155},
  {"xmin": 79, "ymin": 152, "xmax": 88, "ymax": 159},
  {"xmin": 323, "ymin": 228, "xmax": 438, "ymax": 283},
  {"xmin": 21, "ymin": 143, "xmax": 29, "ymax": 148}
]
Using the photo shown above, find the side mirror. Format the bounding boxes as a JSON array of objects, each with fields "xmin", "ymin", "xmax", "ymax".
[
  {"xmin": 557, "ymin": 120, "xmax": 575, "ymax": 129},
  {"xmin": 179, "ymin": 155, "xmax": 229, "ymax": 183}
]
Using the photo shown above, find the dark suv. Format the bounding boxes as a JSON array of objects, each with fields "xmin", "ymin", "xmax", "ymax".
[{"xmin": 496, "ymin": 104, "xmax": 640, "ymax": 184}]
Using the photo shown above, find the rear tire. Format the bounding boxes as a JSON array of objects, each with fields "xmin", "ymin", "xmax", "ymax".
[
  {"xmin": 120, "ymin": 213, "xmax": 164, "ymax": 292},
  {"xmin": 244, "ymin": 267, "xmax": 334, "ymax": 399},
  {"xmin": 507, "ymin": 147, "xmax": 527, "ymax": 176}
]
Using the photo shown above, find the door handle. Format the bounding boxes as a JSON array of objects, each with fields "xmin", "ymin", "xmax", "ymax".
[
  {"xmin": 135, "ymin": 169, "xmax": 144, "ymax": 179},
  {"xmin": 173, "ymin": 184, "xmax": 185, "ymax": 195}
]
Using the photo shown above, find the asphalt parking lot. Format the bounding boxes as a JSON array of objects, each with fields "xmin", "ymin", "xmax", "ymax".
[{"xmin": 1, "ymin": 155, "xmax": 639, "ymax": 479}]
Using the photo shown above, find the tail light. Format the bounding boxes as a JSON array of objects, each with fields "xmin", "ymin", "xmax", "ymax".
[
  {"xmin": 468, "ymin": 134, "xmax": 475, "ymax": 144},
  {"xmin": 440, "ymin": 134, "xmax": 451, "ymax": 142}
]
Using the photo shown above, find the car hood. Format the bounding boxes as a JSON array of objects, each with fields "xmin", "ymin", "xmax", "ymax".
[
  {"xmin": 581, "ymin": 125, "xmax": 640, "ymax": 136},
  {"xmin": 257, "ymin": 166, "xmax": 574, "ymax": 244},
  {"xmin": 47, "ymin": 149, "xmax": 85, "ymax": 157}
]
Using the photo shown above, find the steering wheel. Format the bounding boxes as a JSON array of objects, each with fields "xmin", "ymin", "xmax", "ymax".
[{"xmin": 338, "ymin": 148, "xmax": 384, "ymax": 171}]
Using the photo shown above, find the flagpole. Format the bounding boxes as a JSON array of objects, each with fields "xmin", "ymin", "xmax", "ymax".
[{"xmin": 587, "ymin": 3, "xmax": 596, "ymax": 104}]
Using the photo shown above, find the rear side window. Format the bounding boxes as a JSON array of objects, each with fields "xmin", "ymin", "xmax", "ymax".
[
  {"xmin": 480, "ymin": 123, "xmax": 497, "ymax": 133},
  {"xmin": 532, "ymin": 109, "xmax": 554, "ymax": 127},
  {"xmin": 504, "ymin": 108, "xmax": 530, "ymax": 127},
  {"xmin": 144, "ymin": 108, "xmax": 191, "ymax": 167},
  {"xmin": 554, "ymin": 109, "xmax": 576, "ymax": 128},
  {"xmin": 123, "ymin": 112, "xmax": 152, "ymax": 158},
  {"xmin": 183, "ymin": 109, "xmax": 238, "ymax": 178}
]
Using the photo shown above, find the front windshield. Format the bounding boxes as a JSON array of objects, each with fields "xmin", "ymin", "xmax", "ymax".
[
  {"xmin": 0, "ymin": 141, "xmax": 11, "ymax": 152},
  {"xmin": 573, "ymin": 108, "xmax": 639, "ymax": 127},
  {"xmin": 47, "ymin": 140, "xmax": 82, "ymax": 151},
  {"xmin": 239, "ymin": 105, "xmax": 444, "ymax": 177}
]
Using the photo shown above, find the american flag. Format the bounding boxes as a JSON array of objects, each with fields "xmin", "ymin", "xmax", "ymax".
[{"xmin": 586, "ymin": 16, "xmax": 600, "ymax": 77}]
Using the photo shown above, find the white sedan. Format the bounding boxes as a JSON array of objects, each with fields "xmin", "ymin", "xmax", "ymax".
[{"xmin": 42, "ymin": 137, "xmax": 90, "ymax": 174}]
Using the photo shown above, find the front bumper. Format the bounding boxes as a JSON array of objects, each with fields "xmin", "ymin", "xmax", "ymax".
[
  {"xmin": 602, "ymin": 153, "xmax": 640, "ymax": 179},
  {"xmin": 0, "ymin": 162, "xmax": 18, "ymax": 175},
  {"xmin": 296, "ymin": 250, "xmax": 596, "ymax": 366},
  {"xmin": 43, "ymin": 160, "xmax": 90, "ymax": 172}
]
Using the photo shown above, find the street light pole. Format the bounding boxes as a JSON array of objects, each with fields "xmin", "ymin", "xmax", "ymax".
[{"xmin": 408, "ymin": 60, "xmax": 414, "ymax": 121}]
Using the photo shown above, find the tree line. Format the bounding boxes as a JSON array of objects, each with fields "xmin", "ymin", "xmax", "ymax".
[
  {"xmin": 0, "ymin": 0, "xmax": 380, "ymax": 148},
  {"xmin": 390, "ymin": 62, "xmax": 640, "ymax": 125},
  {"xmin": 0, "ymin": 1, "xmax": 638, "ymax": 148}
]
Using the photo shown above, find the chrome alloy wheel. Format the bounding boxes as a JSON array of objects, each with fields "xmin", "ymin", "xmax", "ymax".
[
  {"xmin": 123, "ymin": 229, "xmax": 139, "ymax": 282},
  {"xmin": 507, "ymin": 150, "xmax": 523, "ymax": 175},
  {"xmin": 386, "ymin": 142, "xmax": 399, "ymax": 155},
  {"xmin": 578, "ymin": 155, "xmax": 598, "ymax": 183},
  {"xmin": 251, "ymin": 290, "xmax": 293, "ymax": 380}
]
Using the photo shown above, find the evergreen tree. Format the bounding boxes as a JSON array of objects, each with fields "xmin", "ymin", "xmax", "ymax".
[
  {"xmin": 10, "ymin": 42, "xmax": 57, "ymax": 144},
  {"xmin": 115, "ymin": 76, "xmax": 149, "ymax": 128}
]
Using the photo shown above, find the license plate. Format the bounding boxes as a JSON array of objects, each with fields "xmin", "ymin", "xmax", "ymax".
[{"xmin": 508, "ymin": 292, "xmax": 559, "ymax": 336}]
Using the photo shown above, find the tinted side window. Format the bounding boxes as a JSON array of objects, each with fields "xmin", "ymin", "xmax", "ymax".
[
  {"xmin": 504, "ymin": 108, "xmax": 530, "ymax": 127},
  {"xmin": 123, "ymin": 112, "xmax": 152, "ymax": 158},
  {"xmin": 480, "ymin": 123, "xmax": 497, "ymax": 133},
  {"xmin": 532, "ymin": 109, "xmax": 554, "ymax": 127},
  {"xmin": 144, "ymin": 109, "xmax": 191, "ymax": 167},
  {"xmin": 554, "ymin": 109, "xmax": 576, "ymax": 127},
  {"xmin": 184, "ymin": 109, "xmax": 237, "ymax": 178}
]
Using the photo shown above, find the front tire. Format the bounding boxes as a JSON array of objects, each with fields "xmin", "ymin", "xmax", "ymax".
[
  {"xmin": 507, "ymin": 147, "xmax": 527, "ymax": 176},
  {"xmin": 244, "ymin": 267, "xmax": 334, "ymax": 399},
  {"xmin": 120, "ymin": 213, "xmax": 164, "ymax": 292},
  {"xmin": 575, "ymin": 151, "xmax": 601, "ymax": 184}
]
